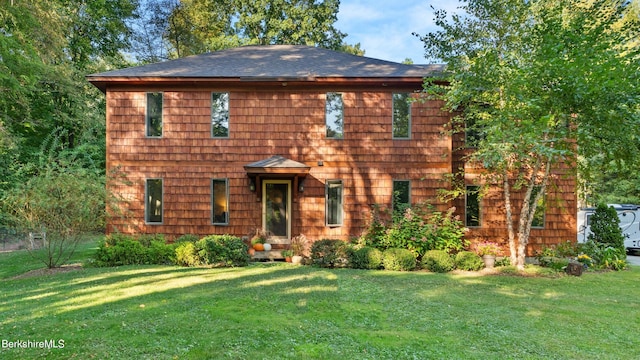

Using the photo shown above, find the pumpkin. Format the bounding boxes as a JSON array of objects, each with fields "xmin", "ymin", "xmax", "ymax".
[
  {"xmin": 253, "ymin": 243, "xmax": 264, "ymax": 251},
  {"xmin": 263, "ymin": 243, "xmax": 272, "ymax": 251}
]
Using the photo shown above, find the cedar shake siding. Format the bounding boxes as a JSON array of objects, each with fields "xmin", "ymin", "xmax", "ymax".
[{"xmin": 89, "ymin": 45, "xmax": 576, "ymax": 254}]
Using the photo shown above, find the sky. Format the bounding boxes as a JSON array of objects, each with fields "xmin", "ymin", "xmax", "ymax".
[{"xmin": 335, "ymin": 0, "xmax": 462, "ymax": 64}]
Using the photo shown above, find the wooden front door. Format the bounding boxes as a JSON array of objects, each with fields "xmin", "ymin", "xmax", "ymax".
[{"xmin": 262, "ymin": 180, "xmax": 291, "ymax": 242}]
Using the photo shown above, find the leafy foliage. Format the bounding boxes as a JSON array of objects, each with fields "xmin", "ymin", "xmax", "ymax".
[
  {"xmin": 588, "ymin": 204, "xmax": 625, "ymax": 252},
  {"xmin": 454, "ymin": 251, "xmax": 484, "ymax": 271},
  {"xmin": 195, "ymin": 235, "xmax": 250, "ymax": 267},
  {"xmin": 421, "ymin": 250, "xmax": 455, "ymax": 273},
  {"xmin": 347, "ymin": 246, "xmax": 383, "ymax": 270},
  {"xmin": 382, "ymin": 248, "xmax": 417, "ymax": 271},
  {"xmin": 93, "ymin": 234, "xmax": 177, "ymax": 267},
  {"xmin": 418, "ymin": 0, "xmax": 640, "ymax": 268},
  {"xmin": 310, "ymin": 239, "xmax": 348, "ymax": 268},
  {"xmin": 360, "ymin": 202, "xmax": 468, "ymax": 258}
]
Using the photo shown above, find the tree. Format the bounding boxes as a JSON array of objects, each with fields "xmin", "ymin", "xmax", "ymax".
[
  {"xmin": 588, "ymin": 204, "xmax": 625, "ymax": 253},
  {"xmin": 128, "ymin": 0, "xmax": 363, "ymax": 61},
  {"xmin": 417, "ymin": 0, "xmax": 640, "ymax": 269},
  {"xmin": 2, "ymin": 130, "xmax": 106, "ymax": 268}
]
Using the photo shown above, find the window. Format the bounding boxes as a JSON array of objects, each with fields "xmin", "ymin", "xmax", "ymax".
[
  {"xmin": 465, "ymin": 117, "xmax": 485, "ymax": 148},
  {"xmin": 530, "ymin": 186, "xmax": 545, "ymax": 228},
  {"xmin": 325, "ymin": 92, "xmax": 343, "ymax": 139},
  {"xmin": 145, "ymin": 179, "xmax": 163, "ymax": 223},
  {"xmin": 211, "ymin": 92, "xmax": 229, "ymax": 138},
  {"xmin": 211, "ymin": 179, "xmax": 229, "ymax": 225},
  {"xmin": 326, "ymin": 180, "xmax": 343, "ymax": 226},
  {"xmin": 392, "ymin": 180, "xmax": 411, "ymax": 216},
  {"xmin": 466, "ymin": 185, "xmax": 481, "ymax": 227},
  {"xmin": 146, "ymin": 92, "xmax": 163, "ymax": 137},
  {"xmin": 392, "ymin": 93, "xmax": 411, "ymax": 139}
]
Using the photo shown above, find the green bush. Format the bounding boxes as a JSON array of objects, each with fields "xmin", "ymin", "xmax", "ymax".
[
  {"xmin": 382, "ymin": 248, "xmax": 416, "ymax": 271},
  {"xmin": 361, "ymin": 202, "xmax": 467, "ymax": 257},
  {"xmin": 454, "ymin": 251, "xmax": 484, "ymax": 271},
  {"xmin": 348, "ymin": 246, "xmax": 383, "ymax": 270},
  {"xmin": 310, "ymin": 239, "xmax": 348, "ymax": 268},
  {"xmin": 588, "ymin": 203, "xmax": 625, "ymax": 253},
  {"xmin": 421, "ymin": 250, "xmax": 455, "ymax": 273},
  {"xmin": 93, "ymin": 234, "xmax": 176, "ymax": 266},
  {"xmin": 196, "ymin": 235, "xmax": 249, "ymax": 267},
  {"xmin": 537, "ymin": 256, "xmax": 569, "ymax": 271},
  {"xmin": 175, "ymin": 241, "xmax": 201, "ymax": 267}
]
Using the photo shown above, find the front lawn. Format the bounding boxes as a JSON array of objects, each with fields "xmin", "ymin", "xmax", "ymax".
[{"xmin": 1, "ymin": 245, "xmax": 638, "ymax": 359}]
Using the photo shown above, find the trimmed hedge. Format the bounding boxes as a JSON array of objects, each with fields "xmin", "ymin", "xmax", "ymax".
[
  {"xmin": 454, "ymin": 251, "xmax": 484, "ymax": 271},
  {"xmin": 382, "ymin": 248, "xmax": 416, "ymax": 271},
  {"xmin": 422, "ymin": 250, "xmax": 455, "ymax": 273},
  {"xmin": 93, "ymin": 234, "xmax": 176, "ymax": 266},
  {"xmin": 348, "ymin": 246, "xmax": 383, "ymax": 270},
  {"xmin": 195, "ymin": 235, "xmax": 250, "ymax": 267}
]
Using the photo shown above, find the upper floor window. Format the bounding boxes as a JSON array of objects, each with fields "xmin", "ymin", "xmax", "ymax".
[
  {"xmin": 325, "ymin": 92, "xmax": 343, "ymax": 139},
  {"xmin": 392, "ymin": 93, "xmax": 411, "ymax": 139},
  {"xmin": 212, "ymin": 178, "xmax": 229, "ymax": 225},
  {"xmin": 465, "ymin": 117, "xmax": 484, "ymax": 148},
  {"xmin": 146, "ymin": 92, "xmax": 163, "ymax": 137},
  {"xmin": 326, "ymin": 180, "xmax": 343, "ymax": 226},
  {"xmin": 145, "ymin": 178, "xmax": 163, "ymax": 223},
  {"xmin": 530, "ymin": 185, "xmax": 545, "ymax": 228},
  {"xmin": 466, "ymin": 185, "xmax": 481, "ymax": 227},
  {"xmin": 211, "ymin": 92, "xmax": 229, "ymax": 138},
  {"xmin": 392, "ymin": 180, "xmax": 411, "ymax": 216}
]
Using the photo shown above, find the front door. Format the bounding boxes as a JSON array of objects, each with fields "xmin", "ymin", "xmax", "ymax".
[{"xmin": 263, "ymin": 180, "xmax": 291, "ymax": 242}]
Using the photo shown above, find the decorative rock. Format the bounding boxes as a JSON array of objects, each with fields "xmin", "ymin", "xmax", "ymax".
[{"xmin": 566, "ymin": 261, "xmax": 583, "ymax": 276}]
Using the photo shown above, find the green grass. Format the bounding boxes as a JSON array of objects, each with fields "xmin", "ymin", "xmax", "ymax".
[{"xmin": 1, "ymin": 241, "xmax": 639, "ymax": 359}]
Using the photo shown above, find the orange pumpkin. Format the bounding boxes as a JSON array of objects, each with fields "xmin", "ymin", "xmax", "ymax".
[
  {"xmin": 248, "ymin": 248, "xmax": 255, "ymax": 256},
  {"xmin": 253, "ymin": 243, "xmax": 265, "ymax": 251}
]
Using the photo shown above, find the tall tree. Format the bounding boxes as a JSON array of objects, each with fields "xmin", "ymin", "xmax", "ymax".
[
  {"xmin": 128, "ymin": 0, "xmax": 362, "ymax": 62},
  {"xmin": 417, "ymin": 0, "xmax": 640, "ymax": 268}
]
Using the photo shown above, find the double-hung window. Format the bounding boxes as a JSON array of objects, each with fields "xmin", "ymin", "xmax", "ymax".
[
  {"xmin": 146, "ymin": 92, "xmax": 163, "ymax": 137},
  {"xmin": 326, "ymin": 180, "xmax": 343, "ymax": 226},
  {"xmin": 211, "ymin": 92, "xmax": 229, "ymax": 138}
]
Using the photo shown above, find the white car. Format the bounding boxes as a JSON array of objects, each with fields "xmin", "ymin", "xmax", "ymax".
[{"xmin": 577, "ymin": 204, "xmax": 640, "ymax": 254}]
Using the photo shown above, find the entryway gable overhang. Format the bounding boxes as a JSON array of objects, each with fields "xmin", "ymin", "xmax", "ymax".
[{"xmin": 244, "ymin": 155, "xmax": 310, "ymax": 202}]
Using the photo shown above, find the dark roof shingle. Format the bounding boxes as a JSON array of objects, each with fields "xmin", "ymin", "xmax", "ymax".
[{"xmin": 88, "ymin": 45, "xmax": 443, "ymax": 80}]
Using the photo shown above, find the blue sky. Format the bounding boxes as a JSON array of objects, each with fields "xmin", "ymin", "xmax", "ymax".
[{"xmin": 336, "ymin": 0, "xmax": 462, "ymax": 64}]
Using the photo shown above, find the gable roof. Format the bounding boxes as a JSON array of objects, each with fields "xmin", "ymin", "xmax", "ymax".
[{"xmin": 87, "ymin": 45, "xmax": 444, "ymax": 91}]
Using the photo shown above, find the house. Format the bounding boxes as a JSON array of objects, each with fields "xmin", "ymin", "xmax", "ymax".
[{"xmin": 87, "ymin": 45, "xmax": 576, "ymax": 255}]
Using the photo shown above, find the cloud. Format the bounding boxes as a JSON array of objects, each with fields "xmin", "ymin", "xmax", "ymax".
[{"xmin": 337, "ymin": 0, "xmax": 463, "ymax": 63}]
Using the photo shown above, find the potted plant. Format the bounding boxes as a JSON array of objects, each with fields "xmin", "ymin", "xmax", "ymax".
[
  {"xmin": 290, "ymin": 234, "xmax": 308, "ymax": 265},
  {"xmin": 281, "ymin": 249, "xmax": 293, "ymax": 262},
  {"xmin": 474, "ymin": 241, "xmax": 500, "ymax": 268}
]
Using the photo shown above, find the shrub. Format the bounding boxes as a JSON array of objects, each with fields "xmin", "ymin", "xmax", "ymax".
[
  {"xmin": 537, "ymin": 256, "xmax": 569, "ymax": 271},
  {"xmin": 175, "ymin": 234, "xmax": 200, "ymax": 243},
  {"xmin": 382, "ymin": 248, "xmax": 416, "ymax": 271},
  {"xmin": 348, "ymin": 246, "xmax": 383, "ymax": 270},
  {"xmin": 588, "ymin": 203, "xmax": 625, "ymax": 253},
  {"xmin": 310, "ymin": 239, "xmax": 348, "ymax": 268},
  {"xmin": 175, "ymin": 241, "xmax": 202, "ymax": 267},
  {"xmin": 454, "ymin": 251, "xmax": 484, "ymax": 271},
  {"xmin": 421, "ymin": 250, "xmax": 455, "ymax": 273},
  {"xmin": 363, "ymin": 202, "xmax": 467, "ymax": 257},
  {"xmin": 93, "ymin": 234, "xmax": 176, "ymax": 266},
  {"xmin": 196, "ymin": 235, "xmax": 249, "ymax": 267}
]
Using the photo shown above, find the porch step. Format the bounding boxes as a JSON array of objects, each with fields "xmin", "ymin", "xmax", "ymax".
[{"xmin": 251, "ymin": 250, "xmax": 284, "ymax": 261}]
